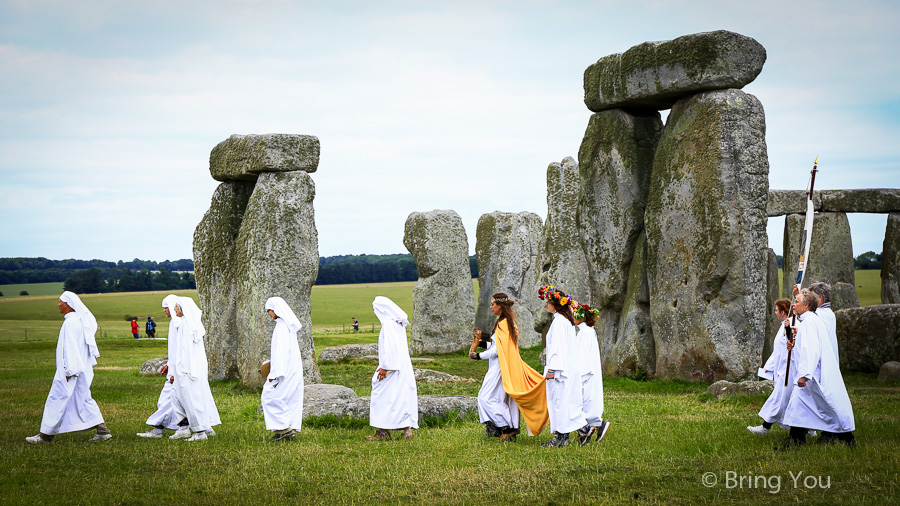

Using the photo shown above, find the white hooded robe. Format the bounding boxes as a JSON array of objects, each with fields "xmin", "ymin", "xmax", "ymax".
[
  {"xmin": 261, "ymin": 297, "xmax": 305, "ymax": 432},
  {"xmin": 170, "ymin": 296, "xmax": 221, "ymax": 433},
  {"xmin": 39, "ymin": 292, "xmax": 105, "ymax": 435},
  {"xmin": 369, "ymin": 296, "xmax": 418, "ymax": 430}
]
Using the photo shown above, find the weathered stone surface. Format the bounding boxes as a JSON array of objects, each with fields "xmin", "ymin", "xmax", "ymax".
[
  {"xmin": 140, "ymin": 357, "xmax": 168, "ymax": 375},
  {"xmin": 766, "ymin": 189, "xmax": 822, "ymax": 217},
  {"xmin": 584, "ymin": 30, "xmax": 766, "ymax": 112},
  {"xmin": 303, "ymin": 384, "xmax": 360, "ymax": 418},
  {"xmin": 706, "ymin": 380, "xmax": 774, "ymax": 398},
  {"xmin": 475, "ymin": 211, "xmax": 543, "ymax": 349},
  {"xmin": 762, "ymin": 248, "xmax": 780, "ymax": 365},
  {"xmin": 576, "ymin": 109, "xmax": 661, "ymax": 377},
  {"xmin": 209, "ymin": 134, "xmax": 319, "ymax": 181},
  {"xmin": 767, "ymin": 188, "xmax": 900, "ymax": 216},
  {"xmin": 883, "ymin": 212, "xmax": 900, "ymax": 303},
  {"xmin": 299, "ymin": 383, "xmax": 477, "ymax": 423},
  {"xmin": 821, "ymin": 188, "xmax": 900, "ymax": 213},
  {"xmin": 645, "ymin": 89, "xmax": 769, "ymax": 381},
  {"xmin": 537, "ymin": 157, "xmax": 590, "ymax": 304},
  {"xmin": 317, "ymin": 343, "xmax": 379, "ymax": 363},
  {"xmin": 603, "ymin": 232, "xmax": 655, "ymax": 376},
  {"xmin": 414, "ymin": 368, "xmax": 476, "ymax": 383},
  {"xmin": 404, "ymin": 210, "xmax": 476, "ymax": 354},
  {"xmin": 878, "ymin": 361, "xmax": 900, "ymax": 382},
  {"xmin": 836, "ymin": 305, "xmax": 900, "ymax": 372},
  {"xmin": 359, "ymin": 355, "xmax": 434, "ymax": 363},
  {"xmin": 232, "ymin": 171, "xmax": 321, "ymax": 387},
  {"xmin": 782, "ymin": 212, "xmax": 856, "ymax": 301},
  {"xmin": 194, "ymin": 180, "xmax": 255, "ymax": 380},
  {"xmin": 831, "ymin": 282, "xmax": 860, "ymax": 310}
]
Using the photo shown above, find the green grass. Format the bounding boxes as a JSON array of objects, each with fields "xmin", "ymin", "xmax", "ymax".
[
  {"xmin": 0, "ymin": 282, "xmax": 65, "ymax": 297},
  {"xmin": 1, "ymin": 336, "xmax": 897, "ymax": 506}
]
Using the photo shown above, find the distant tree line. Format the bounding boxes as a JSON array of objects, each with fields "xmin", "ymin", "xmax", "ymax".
[
  {"xmin": 776, "ymin": 252, "xmax": 882, "ymax": 270},
  {"xmin": 63, "ymin": 267, "xmax": 196, "ymax": 294},
  {"xmin": 314, "ymin": 253, "xmax": 478, "ymax": 285},
  {"xmin": 0, "ymin": 257, "xmax": 194, "ymax": 284},
  {"xmin": 1, "ymin": 253, "xmax": 483, "ymax": 290}
]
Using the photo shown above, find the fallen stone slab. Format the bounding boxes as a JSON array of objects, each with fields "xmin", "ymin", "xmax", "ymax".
[
  {"xmin": 837, "ymin": 305, "xmax": 900, "ymax": 372},
  {"xmin": 584, "ymin": 30, "xmax": 766, "ymax": 111},
  {"xmin": 318, "ymin": 343, "xmax": 379, "ymax": 363},
  {"xmin": 705, "ymin": 380, "xmax": 774, "ymax": 399},
  {"xmin": 878, "ymin": 361, "xmax": 900, "ymax": 382},
  {"xmin": 360, "ymin": 355, "xmax": 434, "ymax": 363},
  {"xmin": 140, "ymin": 357, "xmax": 168, "ymax": 375},
  {"xmin": 414, "ymin": 368, "xmax": 476, "ymax": 383},
  {"xmin": 297, "ymin": 384, "xmax": 477, "ymax": 423}
]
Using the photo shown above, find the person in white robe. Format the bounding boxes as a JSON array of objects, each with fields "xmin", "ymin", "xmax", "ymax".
[
  {"xmin": 473, "ymin": 293, "xmax": 520, "ymax": 440},
  {"xmin": 136, "ymin": 295, "xmax": 187, "ymax": 438},
  {"xmin": 573, "ymin": 303, "xmax": 609, "ymax": 446},
  {"xmin": 539, "ymin": 286, "xmax": 587, "ymax": 448},
  {"xmin": 809, "ymin": 282, "xmax": 839, "ymax": 364},
  {"xmin": 27, "ymin": 292, "xmax": 110, "ymax": 444},
  {"xmin": 366, "ymin": 296, "xmax": 418, "ymax": 440},
  {"xmin": 261, "ymin": 296, "xmax": 305, "ymax": 442},
  {"xmin": 748, "ymin": 298, "xmax": 797, "ymax": 436},
  {"xmin": 169, "ymin": 296, "xmax": 221, "ymax": 442},
  {"xmin": 780, "ymin": 290, "xmax": 856, "ymax": 448}
]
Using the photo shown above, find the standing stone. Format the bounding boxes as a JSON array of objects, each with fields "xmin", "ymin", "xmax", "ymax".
[
  {"xmin": 883, "ymin": 212, "xmax": 900, "ymax": 304},
  {"xmin": 782, "ymin": 212, "xmax": 857, "ymax": 301},
  {"xmin": 645, "ymin": 89, "xmax": 769, "ymax": 381},
  {"xmin": 232, "ymin": 171, "xmax": 321, "ymax": 387},
  {"xmin": 831, "ymin": 282, "xmax": 861, "ymax": 310},
  {"xmin": 762, "ymin": 248, "xmax": 780, "ymax": 366},
  {"xmin": 404, "ymin": 210, "xmax": 475, "ymax": 354},
  {"xmin": 538, "ymin": 157, "xmax": 591, "ymax": 304},
  {"xmin": 194, "ymin": 181, "xmax": 255, "ymax": 380},
  {"xmin": 584, "ymin": 30, "xmax": 766, "ymax": 111},
  {"xmin": 475, "ymin": 211, "xmax": 543, "ymax": 349},
  {"xmin": 603, "ymin": 232, "xmax": 655, "ymax": 376},
  {"xmin": 577, "ymin": 109, "xmax": 662, "ymax": 376}
]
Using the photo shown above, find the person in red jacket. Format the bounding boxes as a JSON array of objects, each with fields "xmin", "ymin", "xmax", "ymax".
[{"xmin": 131, "ymin": 318, "xmax": 139, "ymax": 339}]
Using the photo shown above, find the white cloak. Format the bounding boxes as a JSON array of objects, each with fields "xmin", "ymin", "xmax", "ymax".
[
  {"xmin": 782, "ymin": 311, "xmax": 855, "ymax": 433},
  {"xmin": 261, "ymin": 318, "xmax": 305, "ymax": 431},
  {"xmin": 576, "ymin": 322, "xmax": 604, "ymax": 426},
  {"xmin": 170, "ymin": 298, "xmax": 221, "ymax": 432},
  {"xmin": 816, "ymin": 304, "xmax": 839, "ymax": 364},
  {"xmin": 40, "ymin": 312, "xmax": 105, "ymax": 435},
  {"xmin": 756, "ymin": 324, "xmax": 794, "ymax": 427},
  {"xmin": 476, "ymin": 334, "xmax": 520, "ymax": 429},
  {"xmin": 369, "ymin": 296, "xmax": 418, "ymax": 430},
  {"xmin": 145, "ymin": 380, "xmax": 180, "ymax": 430},
  {"xmin": 543, "ymin": 313, "xmax": 587, "ymax": 434}
]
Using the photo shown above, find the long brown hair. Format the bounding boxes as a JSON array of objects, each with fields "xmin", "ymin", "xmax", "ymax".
[
  {"xmin": 549, "ymin": 297, "xmax": 576, "ymax": 326},
  {"xmin": 581, "ymin": 308, "xmax": 597, "ymax": 328},
  {"xmin": 491, "ymin": 292, "xmax": 519, "ymax": 346}
]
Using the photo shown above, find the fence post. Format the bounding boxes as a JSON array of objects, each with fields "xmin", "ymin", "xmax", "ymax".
[{"xmin": 25, "ymin": 329, "xmax": 28, "ymax": 341}]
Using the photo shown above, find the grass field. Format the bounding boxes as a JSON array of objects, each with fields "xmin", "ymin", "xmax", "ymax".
[{"xmin": 0, "ymin": 280, "xmax": 898, "ymax": 505}]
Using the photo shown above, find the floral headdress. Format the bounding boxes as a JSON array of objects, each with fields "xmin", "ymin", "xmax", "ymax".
[
  {"xmin": 538, "ymin": 284, "xmax": 572, "ymax": 306},
  {"xmin": 573, "ymin": 303, "xmax": 599, "ymax": 321}
]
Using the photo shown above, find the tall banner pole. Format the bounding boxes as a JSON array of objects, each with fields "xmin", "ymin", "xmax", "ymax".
[{"xmin": 785, "ymin": 157, "xmax": 818, "ymax": 387}]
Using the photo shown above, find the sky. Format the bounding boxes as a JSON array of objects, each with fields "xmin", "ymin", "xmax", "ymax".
[{"xmin": 1, "ymin": 0, "xmax": 898, "ymax": 263}]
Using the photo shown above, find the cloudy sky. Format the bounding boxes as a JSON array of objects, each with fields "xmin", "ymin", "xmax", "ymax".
[{"xmin": 1, "ymin": 0, "xmax": 897, "ymax": 263}]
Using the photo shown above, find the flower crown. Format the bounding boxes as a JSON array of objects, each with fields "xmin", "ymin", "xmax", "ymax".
[
  {"xmin": 538, "ymin": 284, "xmax": 572, "ymax": 306},
  {"xmin": 573, "ymin": 303, "xmax": 599, "ymax": 321}
]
